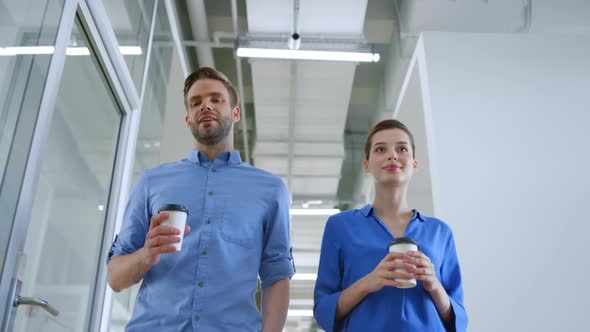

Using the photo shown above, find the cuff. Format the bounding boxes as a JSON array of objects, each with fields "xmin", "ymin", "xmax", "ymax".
[
  {"xmin": 106, "ymin": 235, "xmax": 119, "ymax": 264},
  {"xmin": 260, "ymin": 259, "xmax": 295, "ymax": 288},
  {"xmin": 314, "ymin": 291, "xmax": 342, "ymax": 332},
  {"xmin": 447, "ymin": 296, "xmax": 468, "ymax": 332}
]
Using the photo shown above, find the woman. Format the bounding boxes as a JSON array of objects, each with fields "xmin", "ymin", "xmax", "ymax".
[{"xmin": 313, "ymin": 119, "xmax": 467, "ymax": 331}]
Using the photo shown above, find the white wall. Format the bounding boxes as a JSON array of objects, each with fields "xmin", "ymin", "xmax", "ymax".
[{"xmin": 407, "ymin": 32, "xmax": 590, "ymax": 331}]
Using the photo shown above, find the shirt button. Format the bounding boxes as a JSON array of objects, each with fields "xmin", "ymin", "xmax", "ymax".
[
  {"xmin": 211, "ymin": 168, "xmax": 216, "ymax": 173},
  {"xmin": 194, "ymin": 315, "xmax": 200, "ymax": 321},
  {"xmin": 202, "ymin": 249, "xmax": 207, "ymax": 255},
  {"xmin": 204, "ymin": 218, "xmax": 211, "ymax": 224},
  {"xmin": 208, "ymin": 191, "xmax": 213, "ymax": 197},
  {"xmin": 198, "ymin": 282, "xmax": 204, "ymax": 287}
]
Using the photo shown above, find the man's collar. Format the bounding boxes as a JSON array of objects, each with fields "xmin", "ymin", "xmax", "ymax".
[{"xmin": 187, "ymin": 149, "xmax": 242, "ymax": 166}]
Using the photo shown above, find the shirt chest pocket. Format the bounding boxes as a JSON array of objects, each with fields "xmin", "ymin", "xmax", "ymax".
[{"xmin": 219, "ymin": 204, "xmax": 262, "ymax": 249}]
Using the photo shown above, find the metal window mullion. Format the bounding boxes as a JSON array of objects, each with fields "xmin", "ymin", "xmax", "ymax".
[
  {"xmin": 73, "ymin": 2, "xmax": 141, "ymax": 331},
  {"xmin": 84, "ymin": 0, "xmax": 140, "ymax": 110},
  {"xmin": 77, "ymin": 2, "xmax": 131, "ymax": 115},
  {"xmin": 95, "ymin": 106, "xmax": 140, "ymax": 332}
]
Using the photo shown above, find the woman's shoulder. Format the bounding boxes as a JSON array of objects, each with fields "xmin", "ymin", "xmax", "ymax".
[
  {"xmin": 327, "ymin": 208, "xmax": 366, "ymax": 224},
  {"xmin": 414, "ymin": 210, "xmax": 455, "ymax": 235}
]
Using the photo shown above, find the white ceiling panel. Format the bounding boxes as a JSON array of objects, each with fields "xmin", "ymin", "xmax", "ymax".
[
  {"xmin": 292, "ymin": 157, "xmax": 344, "ymax": 176},
  {"xmin": 293, "ymin": 142, "xmax": 344, "ymax": 157},
  {"xmin": 291, "ymin": 177, "xmax": 340, "ymax": 196},
  {"xmin": 253, "ymin": 156, "xmax": 288, "ymax": 174},
  {"xmin": 246, "ymin": 0, "xmax": 368, "ymax": 34}
]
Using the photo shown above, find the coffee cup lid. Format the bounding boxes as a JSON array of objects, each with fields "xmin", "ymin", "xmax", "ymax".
[
  {"xmin": 388, "ymin": 237, "xmax": 419, "ymax": 248},
  {"xmin": 158, "ymin": 204, "xmax": 188, "ymax": 214}
]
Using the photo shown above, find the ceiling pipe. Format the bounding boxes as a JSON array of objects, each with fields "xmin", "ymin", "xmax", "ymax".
[
  {"xmin": 182, "ymin": 40, "xmax": 233, "ymax": 48},
  {"xmin": 287, "ymin": 62, "xmax": 297, "ymax": 190},
  {"xmin": 187, "ymin": 0, "xmax": 215, "ymax": 67},
  {"xmin": 164, "ymin": 0, "xmax": 189, "ymax": 76},
  {"xmin": 514, "ymin": 0, "xmax": 532, "ymax": 33},
  {"xmin": 231, "ymin": 0, "xmax": 251, "ymax": 163},
  {"xmin": 286, "ymin": 0, "xmax": 301, "ymax": 190},
  {"xmin": 288, "ymin": 0, "xmax": 301, "ymax": 50}
]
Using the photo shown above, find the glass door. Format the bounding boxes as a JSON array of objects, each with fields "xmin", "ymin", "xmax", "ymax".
[
  {"xmin": 11, "ymin": 21, "xmax": 124, "ymax": 331},
  {"xmin": 0, "ymin": 0, "xmax": 64, "ymax": 284},
  {"xmin": 1, "ymin": 1, "xmax": 132, "ymax": 330}
]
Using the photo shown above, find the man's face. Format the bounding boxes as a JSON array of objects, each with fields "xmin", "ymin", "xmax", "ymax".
[{"xmin": 185, "ymin": 78, "xmax": 240, "ymax": 146}]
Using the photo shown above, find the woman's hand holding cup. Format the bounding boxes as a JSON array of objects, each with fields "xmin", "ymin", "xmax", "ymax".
[
  {"xmin": 404, "ymin": 251, "xmax": 440, "ymax": 292},
  {"xmin": 361, "ymin": 252, "xmax": 416, "ymax": 294}
]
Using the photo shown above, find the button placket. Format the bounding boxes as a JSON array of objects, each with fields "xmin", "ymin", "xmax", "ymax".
[{"xmin": 194, "ymin": 170, "xmax": 216, "ymax": 320}]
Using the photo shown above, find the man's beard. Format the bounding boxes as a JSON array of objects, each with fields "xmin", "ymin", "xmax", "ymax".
[{"xmin": 189, "ymin": 114, "xmax": 233, "ymax": 146}]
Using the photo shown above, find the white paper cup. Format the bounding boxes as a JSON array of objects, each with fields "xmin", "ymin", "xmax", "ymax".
[
  {"xmin": 387, "ymin": 237, "xmax": 419, "ymax": 288},
  {"xmin": 158, "ymin": 204, "xmax": 188, "ymax": 251}
]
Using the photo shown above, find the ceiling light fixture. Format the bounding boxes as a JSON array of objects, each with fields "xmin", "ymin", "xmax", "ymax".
[
  {"xmin": 0, "ymin": 46, "xmax": 142, "ymax": 56},
  {"xmin": 292, "ymin": 273, "xmax": 317, "ymax": 281},
  {"xmin": 289, "ymin": 208, "xmax": 340, "ymax": 216},
  {"xmin": 236, "ymin": 36, "xmax": 379, "ymax": 63},
  {"xmin": 287, "ymin": 309, "xmax": 313, "ymax": 317}
]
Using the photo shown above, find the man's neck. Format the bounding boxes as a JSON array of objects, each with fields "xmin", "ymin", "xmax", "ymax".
[{"xmin": 194, "ymin": 140, "xmax": 234, "ymax": 162}]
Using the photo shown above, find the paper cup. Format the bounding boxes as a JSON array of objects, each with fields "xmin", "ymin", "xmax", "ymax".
[
  {"xmin": 387, "ymin": 237, "xmax": 419, "ymax": 288},
  {"xmin": 158, "ymin": 204, "xmax": 188, "ymax": 251}
]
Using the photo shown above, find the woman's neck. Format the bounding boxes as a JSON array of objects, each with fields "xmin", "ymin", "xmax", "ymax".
[{"xmin": 372, "ymin": 183, "xmax": 413, "ymax": 224}]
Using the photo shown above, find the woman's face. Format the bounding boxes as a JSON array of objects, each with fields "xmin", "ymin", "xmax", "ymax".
[{"xmin": 363, "ymin": 128, "xmax": 418, "ymax": 186}]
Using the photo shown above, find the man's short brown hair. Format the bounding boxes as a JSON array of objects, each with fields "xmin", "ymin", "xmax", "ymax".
[{"xmin": 183, "ymin": 67, "xmax": 239, "ymax": 109}]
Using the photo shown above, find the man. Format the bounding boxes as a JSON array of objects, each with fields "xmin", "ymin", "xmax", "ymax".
[{"xmin": 107, "ymin": 67, "xmax": 294, "ymax": 331}]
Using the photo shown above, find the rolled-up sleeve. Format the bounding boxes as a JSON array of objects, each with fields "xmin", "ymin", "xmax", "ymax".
[
  {"xmin": 313, "ymin": 218, "xmax": 343, "ymax": 332},
  {"xmin": 259, "ymin": 180, "xmax": 295, "ymax": 288},
  {"xmin": 106, "ymin": 173, "xmax": 151, "ymax": 264},
  {"xmin": 441, "ymin": 231, "xmax": 468, "ymax": 332}
]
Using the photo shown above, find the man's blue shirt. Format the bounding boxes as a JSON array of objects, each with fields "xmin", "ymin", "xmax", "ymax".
[
  {"xmin": 313, "ymin": 204, "xmax": 467, "ymax": 332},
  {"xmin": 108, "ymin": 150, "xmax": 295, "ymax": 331}
]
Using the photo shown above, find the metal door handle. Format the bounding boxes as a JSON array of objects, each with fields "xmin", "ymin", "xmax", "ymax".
[{"xmin": 13, "ymin": 296, "xmax": 60, "ymax": 316}]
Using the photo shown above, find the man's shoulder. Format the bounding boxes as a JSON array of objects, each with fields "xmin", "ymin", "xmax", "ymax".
[
  {"xmin": 236, "ymin": 163, "xmax": 284, "ymax": 183},
  {"xmin": 138, "ymin": 159, "xmax": 191, "ymax": 181}
]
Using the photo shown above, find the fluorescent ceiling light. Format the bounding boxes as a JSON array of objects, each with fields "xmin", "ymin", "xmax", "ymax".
[
  {"xmin": 66, "ymin": 47, "xmax": 90, "ymax": 56},
  {"xmin": 119, "ymin": 46, "xmax": 143, "ymax": 55},
  {"xmin": 237, "ymin": 47, "xmax": 379, "ymax": 62},
  {"xmin": 287, "ymin": 309, "xmax": 313, "ymax": 317},
  {"xmin": 289, "ymin": 208, "xmax": 340, "ymax": 216},
  {"xmin": 0, "ymin": 46, "xmax": 54, "ymax": 56},
  {"xmin": 0, "ymin": 46, "xmax": 142, "ymax": 56},
  {"xmin": 292, "ymin": 273, "xmax": 317, "ymax": 281},
  {"xmin": 236, "ymin": 36, "xmax": 379, "ymax": 63}
]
